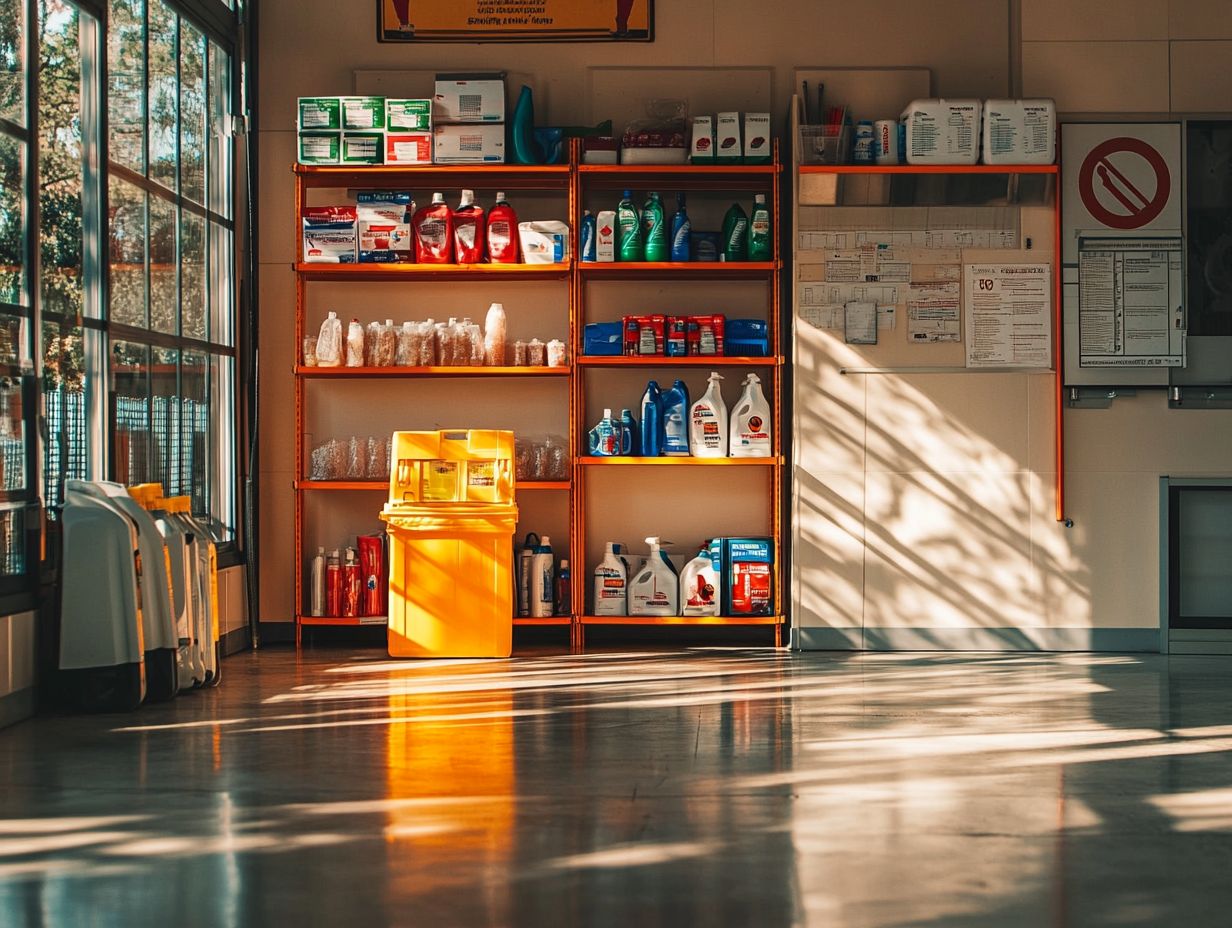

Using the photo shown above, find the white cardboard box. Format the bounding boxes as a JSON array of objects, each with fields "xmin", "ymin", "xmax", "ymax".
[
  {"xmin": 432, "ymin": 124, "xmax": 505, "ymax": 163},
  {"xmin": 715, "ymin": 112, "xmax": 741, "ymax": 163},
  {"xmin": 433, "ymin": 76, "xmax": 505, "ymax": 123}
]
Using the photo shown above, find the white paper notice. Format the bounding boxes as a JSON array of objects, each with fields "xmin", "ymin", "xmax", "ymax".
[
  {"xmin": 844, "ymin": 301, "xmax": 878, "ymax": 344},
  {"xmin": 1077, "ymin": 235, "xmax": 1185, "ymax": 368},
  {"xmin": 964, "ymin": 264, "xmax": 1052, "ymax": 368},
  {"xmin": 907, "ymin": 280, "xmax": 961, "ymax": 343}
]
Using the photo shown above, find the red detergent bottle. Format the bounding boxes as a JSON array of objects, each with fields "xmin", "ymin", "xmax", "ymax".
[
  {"xmin": 486, "ymin": 191, "xmax": 520, "ymax": 263},
  {"xmin": 414, "ymin": 192, "xmax": 454, "ymax": 263},
  {"xmin": 453, "ymin": 188, "xmax": 487, "ymax": 264}
]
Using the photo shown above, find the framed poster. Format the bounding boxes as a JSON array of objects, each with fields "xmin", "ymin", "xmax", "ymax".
[{"xmin": 378, "ymin": 0, "xmax": 653, "ymax": 43}]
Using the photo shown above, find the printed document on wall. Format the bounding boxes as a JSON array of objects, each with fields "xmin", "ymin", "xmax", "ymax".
[
  {"xmin": 1077, "ymin": 235, "xmax": 1185, "ymax": 367},
  {"xmin": 964, "ymin": 264, "xmax": 1052, "ymax": 368},
  {"xmin": 907, "ymin": 280, "xmax": 961, "ymax": 343}
]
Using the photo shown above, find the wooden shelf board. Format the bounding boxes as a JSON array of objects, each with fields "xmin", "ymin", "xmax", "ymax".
[
  {"xmin": 293, "ymin": 163, "xmax": 572, "ymax": 191},
  {"xmin": 513, "ymin": 617, "xmax": 573, "ymax": 627},
  {"xmin": 298, "ymin": 615, "xmax": 388, "ymax": 627},
  {"xmin": 579, "ymin": 355, "xmax": 781, "ymax": 367},
  {"xmin": 799, "ymin": 163, "xmax": 1059, "ymax": 175},
  {"xmin": 579, "ymin": 261, "xmax": 777, "ymax": 280},
  {"xmin": 295, "ymin": 262, "xmax": 570, "ymax": 281},
  {"xmin": 296, "ymin": 365, "xmax": 569, "ymax": 378},
  {"xmin": 579, "ymin": 456, "xmax": 782, "ymax": 466},
  {"xmin": 579, "ymin": 615, "xmax": 784, "ymax": 626}
]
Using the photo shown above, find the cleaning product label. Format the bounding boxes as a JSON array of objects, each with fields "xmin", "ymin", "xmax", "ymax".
[
  {"xmin": 298, "ymin": 132, "xmax": 341, "ymax": 164},
  {"xmin": 454, "ymin": 215, "xmax": 483, "ymax": 263},
  {"xmin": 623, "ymin": 315, "xmax": 665, "ymax": 356},
  {"xmin": 386, "ymin": 99, "xmax": 433, "ymax": 131},
  {"xmin": 716, "ymin": 112, "xmax": 741, "ymax": 163},
  {"xmin": 581, "ymin": 214, "xmax": 596, "ymax": 261},
  {"xmin": 341, "ymin": 96, "xmax": 385, "ymax": 130},
  {"xmin": 384, "ymin": 133, "xmax": 432, "ymax": 165},
  {"xmin": 298, "ymin": 97, "xmax": 341, "ymax": 131},
  {"xmin": 357, "ymin": 193, "xmax": 412, "ymax": 263},
  {"xmin": 596, "ymin": 211, "xmax": 616, "ymax": 262},
  {"xmin": 302, "ymin": 207, "xmax": 357, "ymax": 263},
  {"xmin": 341, "ymin": 132, "xmax": 384, "ymax": 164},
  {"xmin": 691, "ymin": 403, "xmax": 724, "ymax": 452},
  {"xmin": 488, "ymin": 218, "xmax": 515, "ymax": 261},
  {"xmin": 518, "ymin": 221, "xmax": 570, "ymax": 264},
  {"xmin": 743, "ymin": 113, "xmax": 771, "ymax": 162},
  {"xmin": 687, "ymin": 315, "xmax": 725, "ymax": 355},
  {"xmin": 691, "ymin": 115, "xmax": 714, "ymax": 162}
]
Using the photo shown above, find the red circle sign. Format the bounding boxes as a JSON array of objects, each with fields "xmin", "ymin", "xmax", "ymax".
[{"xmin": 1078, "ymin": 137, "xmax": 1171, "ymax": 230}]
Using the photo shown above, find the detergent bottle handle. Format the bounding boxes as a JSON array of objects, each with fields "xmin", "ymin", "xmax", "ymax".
[
  {"xmin": 587, "ymin": 427, "xmax": 601, "ymax": 455},
  {"xmin": 620, "ymin": 426, "xmax": 633, "ymax": 455}
]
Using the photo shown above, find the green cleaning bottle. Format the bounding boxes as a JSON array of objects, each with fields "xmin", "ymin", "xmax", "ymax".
[
  {"xmin": 721, "ymin": 202, "xmax": 749, "ymax": 262},
  {"xmin": 748, "ymin": 193, "xmax": 772, "ymax": 261},
  {"xmin": 641, "ymin": 191, "xmax": 668, "ymax": 262},
  {"xmin": 617, "ymin": 189, "xmax": 643, "ymax": 262}
]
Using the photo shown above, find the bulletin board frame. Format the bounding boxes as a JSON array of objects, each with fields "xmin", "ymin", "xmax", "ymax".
[{"xmin": 377, "ymin": 0, "xmax": 654, "ymax": 43}]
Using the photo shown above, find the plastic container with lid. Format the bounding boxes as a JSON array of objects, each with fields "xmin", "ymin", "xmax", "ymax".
[
  {"xmin": 981, "ymin": 99, "xmax": 1056, "ymax": 165},
  {"xmin": 901, "ymin": 99, "xmax": 981, "ymax": 165}
]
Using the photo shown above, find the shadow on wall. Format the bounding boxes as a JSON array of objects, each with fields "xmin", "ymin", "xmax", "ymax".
[{"xmin": 794, "ymin": 331, "xmax": 1090, "ymax": 644}]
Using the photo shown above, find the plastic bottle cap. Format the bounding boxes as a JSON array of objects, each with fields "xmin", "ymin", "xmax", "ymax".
[
  {"xmin": 459, "ymin": 189, "xmax": 474, "ymax": 206},
  {"xmin": 583, "ymin": 209, "xmax": 591, "ymax": 216},
  {"xmin": 561, "ymin": 560, "xmax": 569, "ymax": 569},
  {"xmin": 317, "ymin": 546, "xmax": 324, "ymax": 555},
  {"xmin": 541, "ymin": 535, "xmax": 551, "ymax": 546},
  {"xmin": 432, "ymin": 192, "xmax": 445, "ymax": 204},
  {"xmin": 495, "ymin": 191, "xmax": 506, "ymax": 201},
  {"xmin": 328, "ymin": 311, "xmax": 337, "ymax": 318},
  {"xmin": 603, "ymin": 408, "xmax": 612, "ymax": 418},
  {"xmin": 755, "ymin": 194, "xmax": 766, "ymax": 204},
  {"xmin": 623, "ymin": 190, "xmax": 632, "ymax": 198}
]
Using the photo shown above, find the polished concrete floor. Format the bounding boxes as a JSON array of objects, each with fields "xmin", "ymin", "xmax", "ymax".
[{"xmin": 1, "ymin": 648, "xmax": 1232, "ymax": 926}]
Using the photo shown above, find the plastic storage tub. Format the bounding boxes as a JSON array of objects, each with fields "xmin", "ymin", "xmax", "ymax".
[
  {"xmin": 382, "ymin": 429, "xmax": 519, "ymax": 658},
  {"xmin": 981, "ymin": 99, "xmax": 1056, "ymax": 165},
  {"xmin": 901, "ymin": 99, "xmax": 981, "ymax": 165}
]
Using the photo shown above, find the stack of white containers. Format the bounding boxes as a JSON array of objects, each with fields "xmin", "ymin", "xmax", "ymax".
[{"xmin": 900, "ymin": 98, "xmax": 1056, "ymax": 165}]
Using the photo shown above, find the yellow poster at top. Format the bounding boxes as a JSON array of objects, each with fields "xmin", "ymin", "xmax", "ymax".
[{"xmin": 378, "ymin": 0, "xmax": 653, "ymax": 42}]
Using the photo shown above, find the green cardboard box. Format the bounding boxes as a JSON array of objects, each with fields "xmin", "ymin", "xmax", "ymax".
[
  {"xmin": 298, "ymin": 97, "xmax": 341, "ymax": 132},
  {"xmin": 340, "ymin": 96, "xmax": 386, "ymax": 131},
  {"xmin": 298, "ymin": 132, "xmax": 341, "ymax": 164},
  {"xmin": 340, "ymin": 132, "xmax": 384, "ymax": 165},
  {"xmin": 386, "ymin": 99, "xmax": 432, "ymax": 132}
]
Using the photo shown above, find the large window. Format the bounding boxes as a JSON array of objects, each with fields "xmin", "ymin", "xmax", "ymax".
[
  {"xmin": 106, "ymin": 0, "xmax": 237, "ymax": 541},
  {"xmin": 0, "ymin": 0, "xmax": 244, "ymax": 603}
]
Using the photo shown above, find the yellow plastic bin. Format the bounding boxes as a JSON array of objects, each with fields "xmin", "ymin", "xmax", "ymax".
[{"xmin": 381, "ymin": 429, "xmax": 518, "ymax": 658}]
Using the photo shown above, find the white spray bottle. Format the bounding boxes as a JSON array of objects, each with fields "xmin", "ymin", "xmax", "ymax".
[
  {"xmin": 593, "ymin": 542, "xmax": 628, "ymax": 616},
  {"xmin": 689, "ymin": 371, "xmax": 728, "ymax": 458},
  {"xmin": 729, "ymin": 372, "xmax": 772, "ymax": 457},
  {"xmin": 530, "ymin": 535, "xmax": 555, "ymax": 617},
  {"xmin": 629, "ymin": 536, "xmax": 679, "ymax": 616}
]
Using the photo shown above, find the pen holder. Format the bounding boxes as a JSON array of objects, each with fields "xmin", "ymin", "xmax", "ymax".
[{"xmin": 798, "ymin": 124, "xmax": 851, "ymax": 165}]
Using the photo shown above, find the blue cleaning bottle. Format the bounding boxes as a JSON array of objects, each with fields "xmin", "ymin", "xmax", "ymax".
[
  {"xmin": 620, "ymin": 408, "xmax": 639, "ymax": 455},
  {"xmin": 587, "ymin": 408, "xmax": 622, "ymax": 456},
  {"xmin": 511, "ymin": 84, "xmax": 541, "ymax": 165},
  {"xmin": 639, "ymin": 381, "xmax": 664, "ymax": 457},
  {"xmin": 580, "ymin": 210, "xmax": 597, "ymax": 262},
  {"xmin": 661, "ymin": 379, "xmax": 691, "ymax": 456},
  {"xmin": 670, "ymin": 193, "xmax": 691, "ymax": 262}
]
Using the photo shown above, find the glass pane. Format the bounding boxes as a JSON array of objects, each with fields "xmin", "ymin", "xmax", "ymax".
[
  {"xmin": 208, "ymin": 219, "xmax": 232, "ymax": 345},
  {"xmin": 0, "ymin": 132, "xmax": 23, "ymax": 307},
  {"xmin": 150, "ymin": 345, "xmax": 177, "ymax": 493},
  {"xmin": 207, "ymin": 43, "xmax": 231, "ymax": 220},
  {"xmin": 182, "ymin": 210, "xmax": 205, "ymax": 339},
  {"xmin": 112, "ymin": 339, "xmax": 150, "ymax": 484},
  {"xmin": 0, "ymin": 503, "xmax": 29, "ymax": 576},
  {"xmin": 0, "ymin": 313, "xmax": 21, "ymax": 365},
  {"xmin": 0, "ymin": 0, "xmax": 23, "ymax": 126},
  {"xmin": 0, "ymin": 376, "xmax": 26, "ymax": 493},
  {"xmin": 148, "ymin": 192, "xmax": 175, "ymax": 333},
  {"xmin": 147, "ymin": 0, "xmax": 177, "ymax": 190},
  {"xmin": 39, "ymin": 0, "xmax": 84, "ymax": 320},
  {"xmin": 182, "ymin": 349, "xmax": 206, "ymax": 511},
  {"xmin": 107, "ymin": 0, "xmax": 145, "ymax": 173},
  {"xmin": 207, "ymin": 352, "xmax": 234, "ymax": 541},
  {"xmin": 108, "ymin": 175, "xmax": 146, "ymax": 326},
  {"xmin": 180, "ymin": 22, "xmax": 205, "ymax": 205},
  {"xmin": 42, "ymin": 319, "xmax": 87, "ymax": 509}
]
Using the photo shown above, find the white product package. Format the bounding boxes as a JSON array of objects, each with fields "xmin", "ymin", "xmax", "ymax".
[
  {"xmin": 356, "ymin": 191, "xmax": 413, "ymax": 263},
  {"xmin": 302, "ymin": 206, "xmax": 357, "ymax": 263},
  {"xmin": 981, "ymin": 99, "xmax": 1056, "ymax": 165},
  {"xmin": 901, "ymin": 99, "xmax": 982, "ymax": 165},
  {"xmin": 517, "ymin": 221, "xmax": 571, "ymax": 265}
]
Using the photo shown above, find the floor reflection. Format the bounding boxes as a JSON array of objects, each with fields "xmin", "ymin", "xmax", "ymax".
[{"xmin": 0, "ymin": 650, "xmax": 1230, "ymax": 926}]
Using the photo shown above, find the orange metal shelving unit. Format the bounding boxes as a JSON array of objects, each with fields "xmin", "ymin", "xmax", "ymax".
[
  {"xmin": 571, "ymin": 143, "xmax": 786, "ymax": 650},
  {"xmin": 292, "ymin": 152, "xmax": 579, "ymax": 646}
]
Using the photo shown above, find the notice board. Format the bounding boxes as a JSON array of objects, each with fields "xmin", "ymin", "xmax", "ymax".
[
  {"xmin": 378, "ymin": 0, "xmax": 653, "ymax": 42},
  {"xmin": 1061, "ymin": 122, "xmax": 1185, "ymax": 386}
]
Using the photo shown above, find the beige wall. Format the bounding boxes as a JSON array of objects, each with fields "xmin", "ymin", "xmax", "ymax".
[{"xmin": 258, "ymin": 0, "xmax": 1232, "ymax": 643}]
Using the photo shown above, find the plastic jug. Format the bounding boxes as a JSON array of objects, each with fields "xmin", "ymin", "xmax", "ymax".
[
  {"xmin": 588, "ymin": 408, "xmax": 630, "ymax": 456},
  {"xmin": 690, "ymin": 371, "xmax": 728, "ymax": 458},
  {"xmin": 593, "ymin": 542, "xmax": 628, "ymax": 616},
  {"xmin": 661, "ymin": 380, "xmax": 691, "ymax": 456},
  {"xmin": 681, "ymin": 542, "xmax": 721, "ymax": 616},
  {"xmin": 628, "ymin": 536, "xmax": 679, "ymax": 616},
  {"xmin": 729, "ymin": 372, "xmax": 772, "ymax": 457}
]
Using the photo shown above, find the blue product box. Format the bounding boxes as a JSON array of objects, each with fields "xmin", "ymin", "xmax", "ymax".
[
  {"xmin": 725, "ymin": 318, "xmax": 770, "ymax": 357},
  {"xmin": 721, "ymin": 537, "xmax": 774, "ymax": 616},
  {"xmin": 584, "ymin": 322, "xmax": 623, "ymax": 356}
]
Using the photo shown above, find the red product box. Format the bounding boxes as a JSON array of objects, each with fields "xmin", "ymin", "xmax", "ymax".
[
  {"xmin": 623, "ymin": 314, "xmax": 666, "ymax": 356},
  {"xmin": 730, "ymin": 562, "xmax": 772, "ymax": 615},
  {"xmin": 686, "ymin": 315, "xmax": 726, "ymax": 356},
  {"xmin": 666, "ymin": 317, "xmax": 687, "ymax": 357}
]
